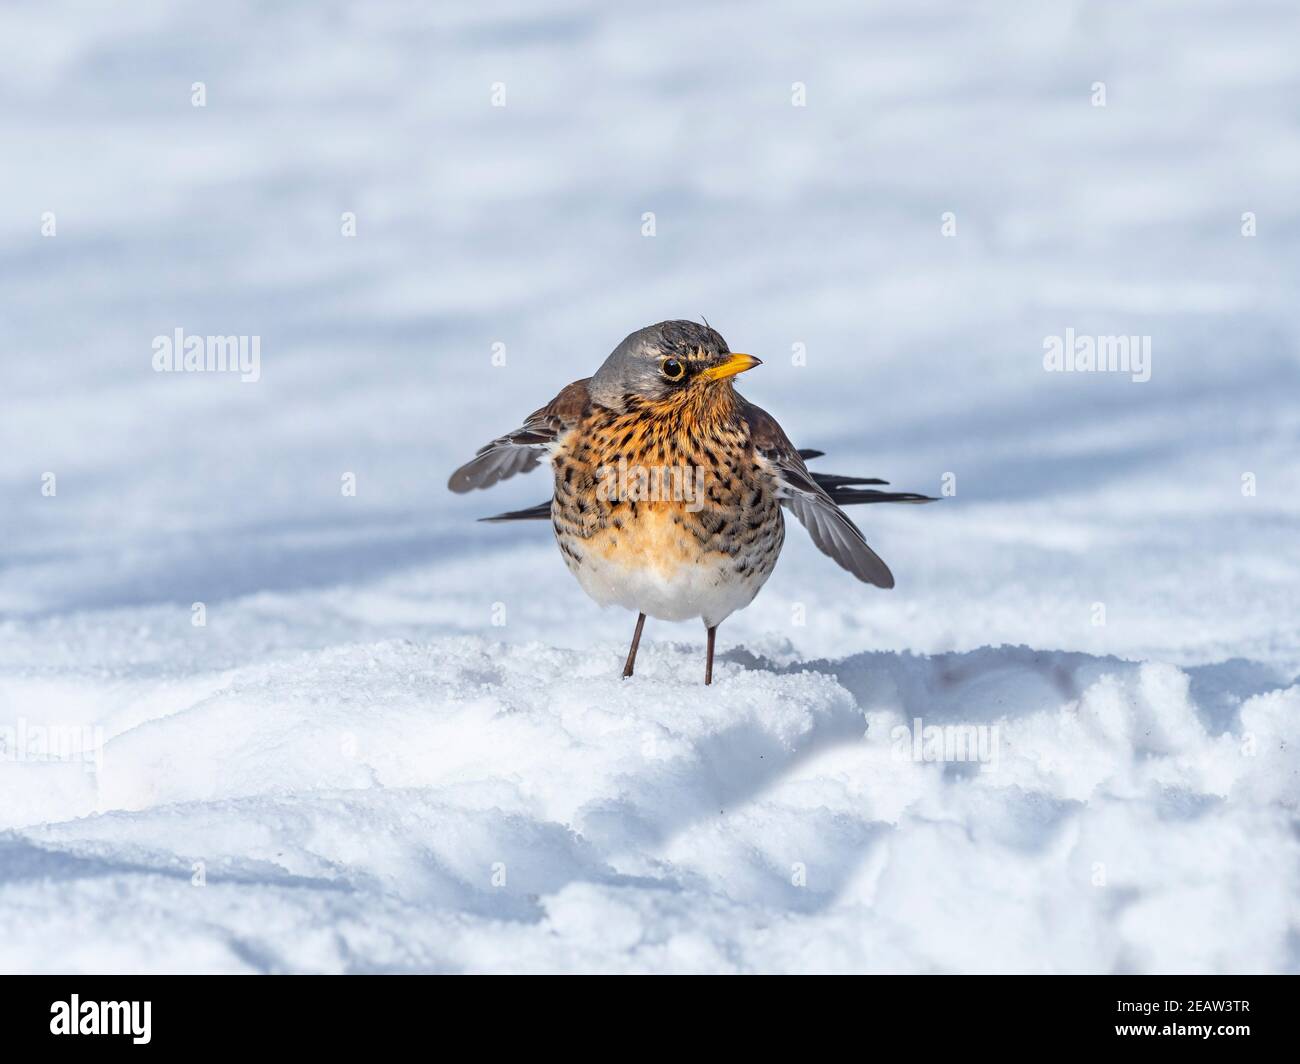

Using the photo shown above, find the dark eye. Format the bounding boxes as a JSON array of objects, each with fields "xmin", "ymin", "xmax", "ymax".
[{"xmin": 661, "ymin": 358, "xmax": 685, "ymax": 382}]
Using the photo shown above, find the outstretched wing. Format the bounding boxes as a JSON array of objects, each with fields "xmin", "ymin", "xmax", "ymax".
[
  {"xmin": 743, "ymin": 401, "xmax": 896, "ymax": 588},
  {"xmin": 481, "ymin": 465, "xmax": 935, "ymax": 521},
  {"xmin": 447, "ymin": 379, "xmax": 590, "ymax": 493}
]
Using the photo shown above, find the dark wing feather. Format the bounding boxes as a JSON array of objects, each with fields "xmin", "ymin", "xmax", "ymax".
[
  {"xmin": 809, "ymin": 472, "xmax": 889, "ymax": 488},
  {"xmin": 447, "ymin": 379, "xmax": 590, "ymax": 493},
  {"xmin": 822, "ymin": 486, "xmax": 936, "ymax": 505},
  {"xmin": 743, "ymin": 401, "xmax": 895, "ymax": 588},
  {"xmin": 802, "ymin": 453, "xmax": 937, "ymax": 506},
  {"xmin": 479, "ymin": 501, "xmax": 552, "ymax": 522}
]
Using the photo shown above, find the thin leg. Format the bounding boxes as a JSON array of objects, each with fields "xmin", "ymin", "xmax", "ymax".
[
  {"xmin": 704, "ymin": 625, "xmax": 717, "ymax": 685},
  {"xmin": 622, "ymin": 613, "xmax": 647, "ymax": 678}
]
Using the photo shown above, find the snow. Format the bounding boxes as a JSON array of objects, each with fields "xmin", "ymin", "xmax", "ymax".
[{"xmin": 1, "ymin": 1, "xmax": 1298, "ymax": 973}]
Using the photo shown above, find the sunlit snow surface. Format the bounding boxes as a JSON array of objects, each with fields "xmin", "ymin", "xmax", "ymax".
[{"xmin": 1, "ymin": 1, "xmax": 1298, "ymax": 973}]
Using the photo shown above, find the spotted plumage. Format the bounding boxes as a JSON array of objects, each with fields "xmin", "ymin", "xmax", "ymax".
[
  {"xmin": 550, "ymin": 372, "xmax": 784, "ymax": 628},
  {"xmin": 449, "ymin": 320, "xmax": 935, "ymax": 683}
]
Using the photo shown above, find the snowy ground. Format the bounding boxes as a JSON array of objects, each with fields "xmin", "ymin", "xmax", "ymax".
[{"xmin": 2, "ymin": 1, "xmax": 1298, "ymax": 973}]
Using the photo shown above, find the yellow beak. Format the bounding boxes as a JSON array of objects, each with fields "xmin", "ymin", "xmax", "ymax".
[{"xmin": 701, "ymin": 353, "xmax": 762, "ymax": 381}]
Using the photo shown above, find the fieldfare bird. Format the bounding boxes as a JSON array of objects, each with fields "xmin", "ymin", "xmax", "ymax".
[{"xmin": 449, "ymin": 321, "xmax": 933, "ymax": 684}]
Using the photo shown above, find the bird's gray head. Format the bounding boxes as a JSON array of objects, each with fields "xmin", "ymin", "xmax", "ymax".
[{"xmin": 588, "ymin": 320, "xmax": 761, "ymax": 410}]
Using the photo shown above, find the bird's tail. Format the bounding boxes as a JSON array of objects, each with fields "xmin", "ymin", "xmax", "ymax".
[
  {"xmin": 797, "ymin": 450, "xmax": 937, "ymax": 505},
  {"xmin": 478, "ymin": 501, "xmax": 552, "ymax": 522}
]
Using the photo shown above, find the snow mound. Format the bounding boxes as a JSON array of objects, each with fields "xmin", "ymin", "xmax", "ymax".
[{"xmin": 2, "ymin": 637, "xmax": 1296, "ymax": 973}]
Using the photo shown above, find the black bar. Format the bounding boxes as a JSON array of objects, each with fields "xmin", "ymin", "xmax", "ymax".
[{"xmin": 0, "ymin": 975, "xmax": 1288, "ymax": 1051}]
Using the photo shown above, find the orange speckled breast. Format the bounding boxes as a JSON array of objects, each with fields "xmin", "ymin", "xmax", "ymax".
[{"xmin": 548, "ymin": 393, "xmax": 785, "ymax": 625}]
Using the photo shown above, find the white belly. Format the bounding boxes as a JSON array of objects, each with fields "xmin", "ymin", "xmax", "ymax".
[
  {"xmin": 568, "ymin": 549, "xmax": 772, "ymax": 626},
  {"xmin": 559, "ymin": 528, "xmax": 779, "ymax": 627}
]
